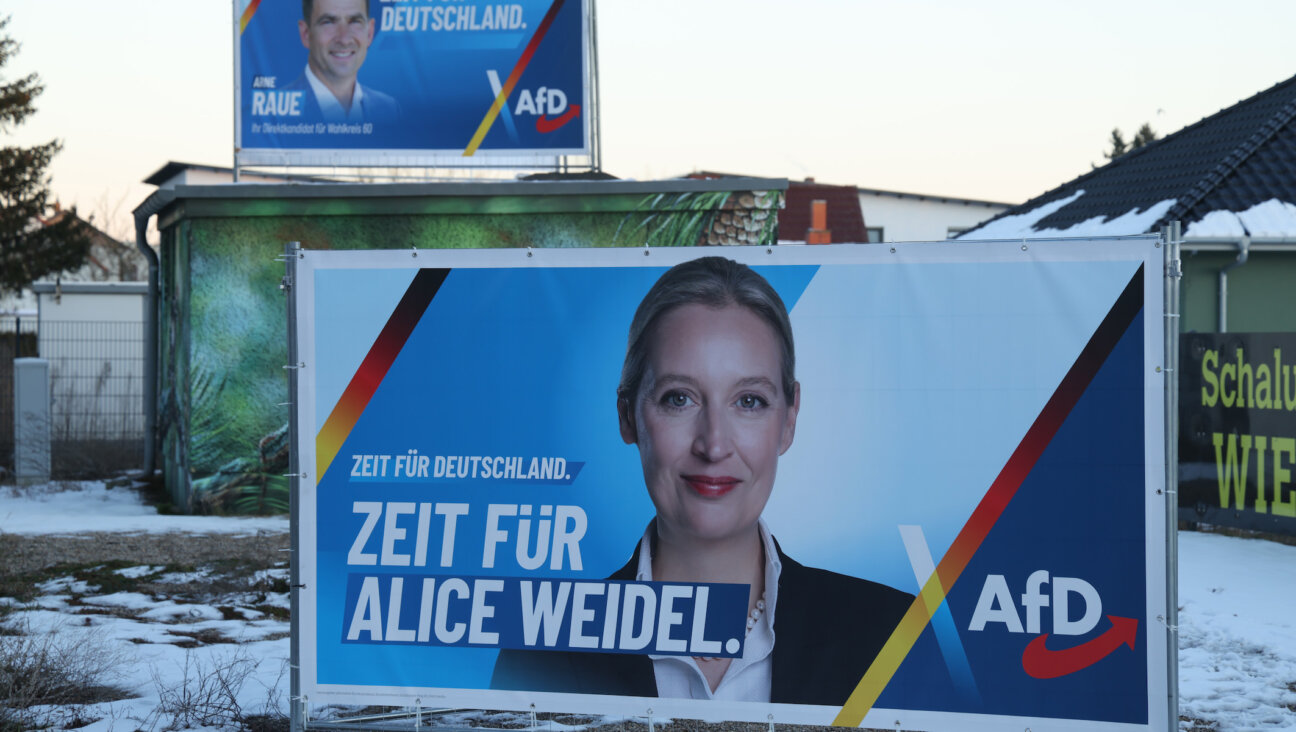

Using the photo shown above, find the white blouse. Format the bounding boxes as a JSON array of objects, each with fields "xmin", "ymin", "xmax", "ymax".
[{"xmin": 633, "ymin": 519, "xmax": 783, "ymax": 701}]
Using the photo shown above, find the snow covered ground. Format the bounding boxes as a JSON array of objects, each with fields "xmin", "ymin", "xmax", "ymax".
[
  {"xmin": 1177, "ymin": 532, "xmax": 1296, "ymax": 729},
  {"xmin": 1, "ymin": 483, "xmax": 291, "ymax": 731},
  {"xmin": 2, "ymin": 482, "xmax": 1293, "ymax": 731},
  {"xmin": 0, "ymin": 481, "xmax": 288, "ymax": 535}
]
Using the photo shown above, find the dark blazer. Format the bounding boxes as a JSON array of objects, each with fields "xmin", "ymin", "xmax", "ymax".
[
  {"xmin": 491, "ymin": 541, "xmax": 912, "ymax": 706},
  {"xmin": 281, "ymin": 73, "xmax": 401, "ymax": 126}
]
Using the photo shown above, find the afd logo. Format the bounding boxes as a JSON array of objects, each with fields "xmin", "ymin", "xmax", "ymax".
[
  {"xmin": 486, "ymin": 71, "xmax": 581, "ymax": 138},
  {"xmin": 515, "ymin": 87, "xmax": 579, "ymax": 132},
  {"xmin": 969, "ymin": 570, "xmax": 1138, "ymax": 679}
]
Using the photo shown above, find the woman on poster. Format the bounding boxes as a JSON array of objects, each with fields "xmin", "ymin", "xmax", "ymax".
[{"xmin": 491, "ymin": 256, "xmax": 912, "ymax": 705}]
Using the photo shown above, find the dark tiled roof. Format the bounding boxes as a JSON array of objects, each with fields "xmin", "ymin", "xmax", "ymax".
[
  {"xmin": 1180, "ymin": 113, "xmax": 1296, "ymax": 224},
  {"xmin": 777, "ymin": 181, "xmax": 867, "ymax": 243},
  {"xmin": 964, "ymin": 74, "xmax": 1296, "ymax": 236}
]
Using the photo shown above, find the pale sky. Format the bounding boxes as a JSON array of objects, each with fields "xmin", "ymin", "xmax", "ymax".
[{"xmin": 5, "ymin": 0, "xmax": 1295, "ymax": 240}]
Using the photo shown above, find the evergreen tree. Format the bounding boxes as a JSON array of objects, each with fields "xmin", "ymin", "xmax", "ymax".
[
  {"xmin": 1131, "ymin": 122, "xmax": 1158, "ymax": 150},
  {"xmin": 0, "ymin": 16, "xmax": 89, "ymax": 294},
  {"xmin": 1103, "ymin": 128, "xmax": 1129, "ymax": 161},
  {"xmin": 1101, "ymin": 123, "xmax": 1160, "ymax": 166}
]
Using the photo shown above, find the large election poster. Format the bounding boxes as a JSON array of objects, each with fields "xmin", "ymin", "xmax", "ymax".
[
  {"xmin": 291, "ymin": 240, "xmax": 1170, "ymax": 730},
  {"xmin": 236, "ymin": 0, "xmax": 587, "ymax": 166}
]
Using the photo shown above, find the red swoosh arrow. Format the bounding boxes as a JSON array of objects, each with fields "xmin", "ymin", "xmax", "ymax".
[
  {"xmin": 535, "ymin": 104, "xmax": 580, "ymax": 134},
  {"xmin": 1021, "ymin": 615, "xmax": 1138, "ymax": 679}
]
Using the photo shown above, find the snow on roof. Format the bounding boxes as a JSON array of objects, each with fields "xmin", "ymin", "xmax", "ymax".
[
  {"xmin": 957, "ymin": 190, "xmax": 1083, "ymax": 239},
  {"xmin": 962, "ymin": 74, "xmax": 1296, "ymax": 239},
  {"xmin": 1184, "ymin": 198, "xmax": 1296, "ymax": 238},
  {"xmin": 960, "ymin": 190, "xmax": 1177, "ymax": 240},
  {"xmin": 1051, "ymin": 198, "xmax": 1177, "ymax": 237}
]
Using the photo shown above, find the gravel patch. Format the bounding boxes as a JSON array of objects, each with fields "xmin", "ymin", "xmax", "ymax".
[{"xmin": 0, "ymin": 530, "xmax": 289, "ymax": 577}]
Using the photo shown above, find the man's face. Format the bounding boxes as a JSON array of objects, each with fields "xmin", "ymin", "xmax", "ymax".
[{"xmin": 299, "ymin": 0, "xmax": 374, "ymax": 88}]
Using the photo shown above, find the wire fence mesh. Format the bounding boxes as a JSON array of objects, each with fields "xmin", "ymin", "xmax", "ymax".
[
  {"xmin": 43, "ymin": 319, "xmax": 146, "ymax": 478},
  {"xmin": 0, "ymin": 316, "xmax": 145, "ymax": 479}
]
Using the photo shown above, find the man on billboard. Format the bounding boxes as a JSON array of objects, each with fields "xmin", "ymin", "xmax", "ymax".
[{"xmin": 288, "ymin": 0, "xmax": 400, "ymax": 125}]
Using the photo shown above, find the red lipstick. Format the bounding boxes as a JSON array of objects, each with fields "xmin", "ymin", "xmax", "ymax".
[{"xmin": 683, "ymin": 475, "xmax": 740, "ymax": 497}]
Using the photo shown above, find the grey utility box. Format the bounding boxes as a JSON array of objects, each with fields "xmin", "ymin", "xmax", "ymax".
[{"xmin": 14, "ymin": 357, "xmax": 50, "ymax": 486}]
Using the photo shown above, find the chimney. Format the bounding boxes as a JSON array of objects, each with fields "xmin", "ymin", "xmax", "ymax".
[{"xmin": 806, "ymin": 199, "xmax": 831, "ymax": 244}]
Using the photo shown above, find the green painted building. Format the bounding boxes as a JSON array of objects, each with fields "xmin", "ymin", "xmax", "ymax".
[{"xmin": 135, "ymin": 178, "xmax": 785, "ymax": 513}]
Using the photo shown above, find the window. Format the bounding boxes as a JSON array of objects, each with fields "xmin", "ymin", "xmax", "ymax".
[{"xmin": 866, "ymin": 227, "xmax": 884, "ymax": 243}]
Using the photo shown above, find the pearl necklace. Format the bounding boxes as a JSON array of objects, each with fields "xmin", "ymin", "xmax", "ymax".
[{"xmin": 693, "ymin": 596, "xmax": 766, "ymax": 663}]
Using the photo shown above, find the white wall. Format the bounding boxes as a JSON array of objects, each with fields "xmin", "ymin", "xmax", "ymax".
[
  {"xmin": 33, "ymin": 283, "xmax": 147, "ymax": 440},
  {"xmin": 858, "ymin": 190, "xmax": 1011, "ymax": 243},
  {"xmin": 153, "ymin": 167, "xmax": 307, "ymax": 188},
  {"xmin": 36, "ymin": 283, "xmax": 145, "ymax": 323}
]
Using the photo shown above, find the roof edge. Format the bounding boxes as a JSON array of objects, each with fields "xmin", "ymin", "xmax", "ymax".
[
  {"xmin": 856, "ymin": 186, "xmax": 1015, "ymax": 208},
  {"xmin": 1157, "ymin": 96, "xmax": 1296, "ymax": 230},
  {"xmin": 159, "ymin": 177, "xmax": 790, "ymax": 202},
  {"xmin": 966, "ymin": 73, "xmax": 1296, "ymax": 236}
]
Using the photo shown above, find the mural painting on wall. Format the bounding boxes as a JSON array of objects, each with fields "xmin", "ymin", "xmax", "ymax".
[{"xmin": 166, "ymin": 189, "xmax": 780, "ymax": 514}]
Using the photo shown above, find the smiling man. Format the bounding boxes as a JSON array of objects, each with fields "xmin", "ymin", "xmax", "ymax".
[{"xmin": 290, "ymin": 0, "xmax": 400, "ymax": 125}]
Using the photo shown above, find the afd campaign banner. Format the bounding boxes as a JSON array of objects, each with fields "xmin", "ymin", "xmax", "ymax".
[
  {"xmin": 1179, "ymin": 332, "xmax": 1296, "ymax": 535},
  {"xmin": 291, "ymin": 241, "xmax": 1170, "ymax": 730},
  {"xmin": 235, "ymin": 0, "xmax": 587, "ymax": 166}
]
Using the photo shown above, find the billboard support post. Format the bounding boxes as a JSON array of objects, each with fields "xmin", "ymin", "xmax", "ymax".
[
  {"xmin": 285, "ymin": 241, "xmax": 303, "ymax": 732},
  {"xmin": 589, "ymin": 0, "xmax": 602, "ymax": 173},
  {"xmin": 231, "ymin": 0, "xmax": 240, "ymax": 184},
  {"xmin": 1163, "ymin": 221, "xmax": 1182, "ymax": 731}
]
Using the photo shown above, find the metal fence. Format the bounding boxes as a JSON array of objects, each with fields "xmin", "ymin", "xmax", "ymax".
[
  {"xmin": 0, "ymin": 315, "xmax": 145, "ymax": 479},
  {"xmin": 43, "ymin": 319, "xmax": 146, "ymax": 477}
]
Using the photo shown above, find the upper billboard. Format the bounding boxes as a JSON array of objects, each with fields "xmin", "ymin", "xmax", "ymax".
[
  {"xmin": 290, "ymin": 239, "xmax": 1171, "ymax": 730},
  {"xmin": 235, "ymin": 0, "xmax": 589, "ymax": 167}
]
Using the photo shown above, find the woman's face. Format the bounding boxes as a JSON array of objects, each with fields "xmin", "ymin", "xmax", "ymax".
[{"xmin": 619, "ymin": 303, "xmax": 799, "ymax": 546}]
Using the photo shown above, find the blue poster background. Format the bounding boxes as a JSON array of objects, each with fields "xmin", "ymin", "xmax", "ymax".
[
  {"xmin": 880, "ymin": 309, "xmax": 1148, "ymax": 723},
  {"xmin": 315, "ymin": 265, "xmax": 817, "ymax": 688},
  {"xmin": 238, "ymin": 0, "xmax": 586, "ymax": 154}
]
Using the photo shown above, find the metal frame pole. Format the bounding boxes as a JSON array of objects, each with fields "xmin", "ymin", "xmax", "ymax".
[
  {"xmin": 232, "ymin": 0, "xmax": 242, "ymax": 183},
  {"xmin": 285, "ymin": 241, "xmax": 303, "ymax": 732},
  {"xmin": 1163, "ymin": 221, "xmax": 1182, "ymax": 731},
  {"xmin": 589, "ymin": 0, "xmax": 602, "ymax": 173}
]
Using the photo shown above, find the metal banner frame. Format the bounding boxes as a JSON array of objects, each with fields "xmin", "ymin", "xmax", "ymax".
[
  {"xmin": 284, "ymin": 238, "xmax": 1178, "ymax": 731},
  {"xmin": 1162, "ymin": 222, "xmax": 1181, "ymax": 732}
]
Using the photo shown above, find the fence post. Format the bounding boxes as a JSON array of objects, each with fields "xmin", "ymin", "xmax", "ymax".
[{"xmin": 14, "ymin": 357, "xmax": 51, "ymax": 485}]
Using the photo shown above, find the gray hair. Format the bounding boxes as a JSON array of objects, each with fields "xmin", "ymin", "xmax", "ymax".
[{"xmin": 618, "ymin": 256, "xmax": 796, "ymax": 406}]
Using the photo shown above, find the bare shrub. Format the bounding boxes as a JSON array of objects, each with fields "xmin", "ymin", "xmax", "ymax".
[
  {"xmin": 149, "ymin": 647, "xmax": 260, "ymax": 730},
  {"xmin": 0, "ymin": 618, "xmax": 132, "ymax": 729},
  {"xmin": 244, "ymin": 658, "xmax": 291, "ymax": 732}
]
